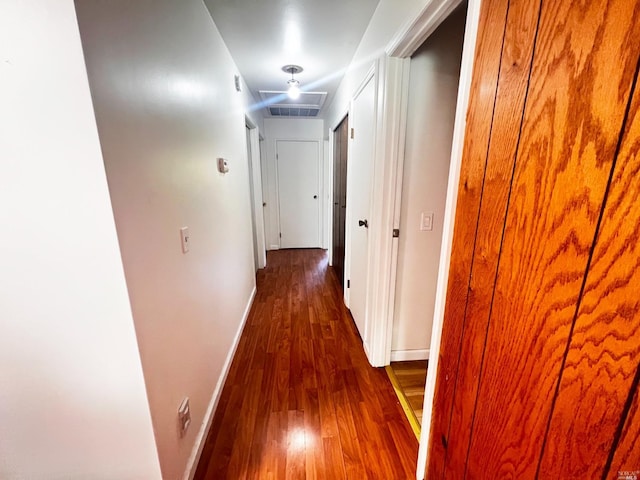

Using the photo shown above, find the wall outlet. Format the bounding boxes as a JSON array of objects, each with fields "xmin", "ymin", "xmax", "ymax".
[
  {"xmin": 420, "ymin": 212, "xmax": 434, "ymax": 231},
  {"xmin": 178, "ymin": 397, "xmax": 191, "ymax": 437}
]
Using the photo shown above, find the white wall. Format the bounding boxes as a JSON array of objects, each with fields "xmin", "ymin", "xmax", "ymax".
[
  {"xmin": 0, "ymin": 1, "xmax": 161, "ymax": 479},
  {"xmin": 262, "ymin": 118, "xmax": 325, "ymax": 249},
  {"xmin": 74, "ymin": 1, "xmax": 263, "ymax": 478},
  {"xmin": 391, "ymin": 6, "xmax": 466, "ymax": 360},
  {"xmin": 324, "ymin": 0, "xmax": 427, "ymax": 130}
]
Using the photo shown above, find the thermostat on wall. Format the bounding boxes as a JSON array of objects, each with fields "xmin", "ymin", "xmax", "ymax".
[{"xmin": 217, "ymin": 157, "xmax": 229, "ymax": 173}]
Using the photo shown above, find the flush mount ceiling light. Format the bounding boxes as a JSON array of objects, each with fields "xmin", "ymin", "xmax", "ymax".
[{"xmin": 282, "ymin": 64, "xmax": 303, "ymax": 100}]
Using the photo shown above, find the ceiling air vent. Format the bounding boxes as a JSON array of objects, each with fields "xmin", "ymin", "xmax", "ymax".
[
  {"xmin": 269, "ymin": 107, "xmax": 320, "ymax": 117},
  {"xmin": 259, "ymin": 90, "xmax": 327, "ymax": 118}
]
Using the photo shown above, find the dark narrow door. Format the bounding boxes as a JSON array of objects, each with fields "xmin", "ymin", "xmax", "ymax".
[
  {"xmin": 332, "ymin": 115, "xmax": 348, "ymax": 286},
  {"xmin": 428, "ymin": 0, "xmax": 640, "ymax": 478}
]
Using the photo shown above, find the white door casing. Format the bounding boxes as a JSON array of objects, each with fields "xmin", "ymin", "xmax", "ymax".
[
  {"xmin": 383, "ymin": 1, "xmax": 481, "ymax": 478},
  {"xmin": 246, "ymin": 126, "xmax": 259, "ymax": 271},
  {"xmin": 246, "ymin": 120, "xmax": 267, "ymax": 269},
  {"xmin": 276, "ymin": 140, "xmax": 321, "ymax": 248},
  {"xmin": 345, "ymin": 72, "xmax": 376, "ymax": 339}
]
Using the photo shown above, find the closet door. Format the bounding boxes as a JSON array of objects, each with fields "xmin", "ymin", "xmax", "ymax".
[{"xmin": 332, "ymin": 116, "xmax": 348, "ymax": 286}]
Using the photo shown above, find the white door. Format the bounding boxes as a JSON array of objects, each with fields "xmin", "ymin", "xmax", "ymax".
[
  {"xmin": 346, "ymin": 76, "xmax": 375, "ymax": 337},
  {"xmin": 276, "ymin": 140, "xmax": 320, "ymax": 248}
]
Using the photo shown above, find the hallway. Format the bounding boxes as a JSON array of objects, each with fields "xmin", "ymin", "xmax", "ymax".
[{"xmin": 194, "ymin": 249, "xmax": 418, "ymax": 479}]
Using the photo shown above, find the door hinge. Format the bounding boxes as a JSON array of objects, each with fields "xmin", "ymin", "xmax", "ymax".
[
  {"xmin": 347, "ymin": 279, "xmax": 350, "ymax": 288},
  {"xmin": 393, "ymin": 228, "xmax": 400, "ymax": 238},
  {"xmin": 350, "ymin": 128, "xmax": 354, "ymax": 139},
  {"xmin": 279, "ymin": 232, "xmax": 282, "ymax": 238}
]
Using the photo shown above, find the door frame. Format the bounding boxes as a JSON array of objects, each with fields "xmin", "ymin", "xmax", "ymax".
[
  {"xmin": 245, "ymin": 117, "xmax": 267, "ymax": 269},
  {"xmin": 377, "ymin": 0, "xmax": 483, "ymax": 478}
]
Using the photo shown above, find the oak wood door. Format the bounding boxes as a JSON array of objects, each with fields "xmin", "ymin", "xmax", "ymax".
[
  {"xmin": 332, "ymin": 116, "xmax": 348, "ymax": 286},
  {"xmin": 427, "ymin": 0, "xmax": 640, "ymax": 478}
]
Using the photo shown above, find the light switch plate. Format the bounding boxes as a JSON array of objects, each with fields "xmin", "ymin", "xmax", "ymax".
[
  {"xmin": 180, "ymin": 227, "xmax": 190, "ymax": 253},
  {"xmin": 420, "ymin": 212, "xmax": 434, "ymax": 231}
]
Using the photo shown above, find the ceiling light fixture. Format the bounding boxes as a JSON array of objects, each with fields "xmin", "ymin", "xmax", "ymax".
[{"xmin": 282, "ymin": 64, "xmax": 303, "ymax": 100}]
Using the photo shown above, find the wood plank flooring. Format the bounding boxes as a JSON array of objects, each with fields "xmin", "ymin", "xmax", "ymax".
[
  {"xmin": 390, "ymin": 361, "xmax": 427, "ymax": 425},
  {"xmin": 194, "ymin": 249, "xmax": 418, "ymax": 480}
]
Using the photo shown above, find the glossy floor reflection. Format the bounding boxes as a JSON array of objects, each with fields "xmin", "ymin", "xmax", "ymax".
[{"xmin": 194, "ymin": 249, "xmax": 418, "ymax": 479}]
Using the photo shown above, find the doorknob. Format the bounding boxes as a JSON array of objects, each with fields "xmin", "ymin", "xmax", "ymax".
[
  {"xmin": 358, "ymin": 219, "xmax": 368, "ymax": 228},
  {"xmin": 313, "ymin": 195, "xmax": 318, "ymax": 199}
]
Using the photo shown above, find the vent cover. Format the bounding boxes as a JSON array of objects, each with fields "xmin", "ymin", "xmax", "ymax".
[
  {"xmin": 269, "ymin": 107, "xmax": 320, "ymax": 117},
  {"xmin": 259, "ymin": 90, "xmax": 327, "ymax": 117}
]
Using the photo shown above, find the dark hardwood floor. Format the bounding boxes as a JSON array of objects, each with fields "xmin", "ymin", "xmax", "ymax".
[{"xmin": 194, "ymin": 249, "xmax": 418, "ymax": 479}]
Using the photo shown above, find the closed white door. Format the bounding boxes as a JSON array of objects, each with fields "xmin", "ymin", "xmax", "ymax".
[
  {"xmin": 346, "ymin": 75, "xmax": 375, "ymax": 338},
  {"xmin": 276, "ymin": 140, "xmax": 320, "ymax": 248}
]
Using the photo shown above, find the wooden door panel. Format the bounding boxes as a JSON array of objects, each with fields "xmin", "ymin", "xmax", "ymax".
[
  {"xmin": 426, "ymin": 0, "xmax": 509, "ymax": 475},
  {"xmin": 428, "ymin": 0, "xmax": 640, "ymax": 478},
  {"xmin": 466, "ymin": 1, "xmax": 640, "ymax": 477},
  {"xmin": 610, "ymin": 388, "xmax": 640, "ymax": 478},
  {"xmin": 538, "ymin": 58, "xmax": 640, "ymax": 478},
  {"xmin": 443, "ymin": 0, "xmax": 543, "ymax": 476}
]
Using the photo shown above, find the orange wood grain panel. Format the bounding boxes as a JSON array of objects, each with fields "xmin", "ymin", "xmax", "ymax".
[
  {"xmin": 609, "ymin": 380, "xmax": 640, "ymax": 479},
  {"xmin": 426, "ymin": 0, "xmax": 509, "ymax": 476},
  {"xmin": 464, "ymin": 1, "xmax": 640, "ymax": 477},
  {"xmin": 537, "ymin": 52, "xmax": 640, "ymax": 478},
  {"xmin": 443, "ymin": 0, "xmax": 543, "ymax": 476}
]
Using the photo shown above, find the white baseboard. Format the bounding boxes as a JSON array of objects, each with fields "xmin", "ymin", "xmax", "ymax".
[
  {"xmin": 183, "ymin": 285, "xmax": 257, "ymax": 480},
  {"xmin": 268, "ymin": 244, "xmax": 280, "ymax": 250},
  {"xmin": 390, "ymin": 348, "xmax": 430, "ymax": 362}
]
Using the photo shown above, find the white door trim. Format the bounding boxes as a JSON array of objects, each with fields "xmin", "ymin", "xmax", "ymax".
[
  {"xmin": 406, "ymin": 1, "xmax": 482, "ymax": 478},
  {"xmin": 386, "ymin": 0, "xmax": 465, "ymax": 58},
  {"xmin": 246, "ymin": 118, "xmax": 267, "ymax": 269},
  {"xmin": 328, "ymin": 127, "xmax": 335, "ymax": 266}
]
